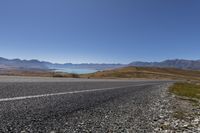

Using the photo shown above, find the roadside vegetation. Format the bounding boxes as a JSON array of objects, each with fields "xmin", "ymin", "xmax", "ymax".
[
  {"xmin": 52, "ymin": 72, "xmax": 79, "ymax": 78},
  {"xmin": 169, "ymin": 82, "xmax": 200, "ymax": 100},
  {"xmin": 169, "ymin": 82, "xmax": 200, "ymax": 125}
]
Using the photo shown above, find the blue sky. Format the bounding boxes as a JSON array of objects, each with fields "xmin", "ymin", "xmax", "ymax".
[{"xmin": 0, "ymin": 0, "xmax": 200, "ymax": 63}]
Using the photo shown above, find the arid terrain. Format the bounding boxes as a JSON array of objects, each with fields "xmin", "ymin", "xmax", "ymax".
[{"xmin": 0, "ymin": 66, "xmax": 200, "ymax": 132}]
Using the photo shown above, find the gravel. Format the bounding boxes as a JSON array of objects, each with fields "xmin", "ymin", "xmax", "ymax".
[{"xmin": 152, "ymin": 84, "xmax": 200, "ymax": 133}]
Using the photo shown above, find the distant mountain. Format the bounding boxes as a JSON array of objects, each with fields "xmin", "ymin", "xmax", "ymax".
[
  {"xmin": 1, "ymin": 57, "xmax": 200, "ymax": 71},
  {"xmin": 40, "ymin": 60, "xmax": 124, "ymax": 70},
  {"xmin": 129, "ymin": 59, "xmax": 200, "ymax": 70},
  {"xmin": 46, "ymin": 63, "xmax": 124, "ymax": 70},
  {"xmin": 0, "ymin": 57, "xmax": 124, "ymax": 71},
  {"xmin": 0, "ymin": 57, "xmax": 48, "ymax": 70}
]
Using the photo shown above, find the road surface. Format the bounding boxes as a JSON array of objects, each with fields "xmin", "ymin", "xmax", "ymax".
[{"xmin": 0, "ymin": 76, "xmax": 172, "ymax": 132}]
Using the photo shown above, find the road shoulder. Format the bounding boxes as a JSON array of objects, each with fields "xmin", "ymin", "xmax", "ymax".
[{"xmin": 154, "ymin": 83, "xmax": 200, "ymax": 132}]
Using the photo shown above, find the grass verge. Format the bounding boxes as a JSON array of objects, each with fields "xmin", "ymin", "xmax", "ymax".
[{"xmin": 169, "ymin": 82, "xmax": 200, "ymax": 100}]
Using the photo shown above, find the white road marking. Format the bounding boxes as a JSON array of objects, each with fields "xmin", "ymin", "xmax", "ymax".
[{"xmin": 0, "ymin": 83, "xmax": 161, "ymax": 102}]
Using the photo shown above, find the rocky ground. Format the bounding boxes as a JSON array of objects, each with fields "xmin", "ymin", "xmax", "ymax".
[{"xmin": 153, "ymin": 85, "xmax": 200, "ymax": 133}]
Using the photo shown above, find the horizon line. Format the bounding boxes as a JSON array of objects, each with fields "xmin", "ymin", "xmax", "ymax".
[{"xmin": 0, "ymin": 56, "xmax": 200, "ymax": 65}]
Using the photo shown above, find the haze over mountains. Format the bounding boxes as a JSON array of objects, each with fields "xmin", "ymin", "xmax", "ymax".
[
  {"xmin": 0, "ymin": 57, "xmax": 124, "ymax": 71},
  {"xmin": 0, "ymin": 57, "xmax": 200, "ymax": 71},
  {"xmin": 0, "ymin": 57, "xmax": 48, "ymax": 70},
  {"xmin": 129, "ymin": 59, "xmax": 200, "ymax": 70}
]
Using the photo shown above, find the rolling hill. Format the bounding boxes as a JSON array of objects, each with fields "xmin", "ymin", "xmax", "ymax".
[{"xmin": 82, "ymin": 66, "xmax": 200, "ymax": 81}]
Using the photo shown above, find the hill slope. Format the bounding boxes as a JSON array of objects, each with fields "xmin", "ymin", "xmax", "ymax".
[{"xmin": 82, "ymin": 66, "xmax": 200, "ymax": 81}]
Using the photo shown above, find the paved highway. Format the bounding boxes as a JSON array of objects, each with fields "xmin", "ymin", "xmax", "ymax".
[{"xmin": 0, "ymin": 76, "xmax": 172, "ymax": 133}]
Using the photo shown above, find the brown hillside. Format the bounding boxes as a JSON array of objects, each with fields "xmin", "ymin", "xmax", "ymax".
[{"xmin": 81, "ymin": 67, "xmax": 200, "ymax": 81}]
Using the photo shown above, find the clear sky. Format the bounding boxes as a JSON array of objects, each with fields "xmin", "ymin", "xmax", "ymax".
[{"xmin": 0, "ymin": 0, "xmax": 200, "ymax": 63}]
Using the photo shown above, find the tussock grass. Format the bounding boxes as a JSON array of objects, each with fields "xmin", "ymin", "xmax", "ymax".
[{"xmin": 169, "ymin": 82, "xmax": 200, "ymax": 100}]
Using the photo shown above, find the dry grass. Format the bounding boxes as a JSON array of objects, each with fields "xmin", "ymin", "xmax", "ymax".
[
  {"xmin": 1, "ymin": 66, "xmax": 200, "ymax": 81},
  {"xmin": 81, "ymin": 66, "xmax": 200, "ymax": 81},
  {"xmin": 169, "ymin": 82, "xmax": 200, "ymax": 100},
  {"xmin": 0, "ymin": 69, "xmax": 75, "ymax": 78}
]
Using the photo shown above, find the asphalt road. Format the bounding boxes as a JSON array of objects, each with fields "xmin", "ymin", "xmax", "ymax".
[{"xmin": 0, "ymin": 76, "xmax": 172, "ymax": 133}]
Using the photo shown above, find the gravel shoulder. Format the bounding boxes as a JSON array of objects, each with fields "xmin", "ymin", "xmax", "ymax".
[
  {"xmin": 62, "ymin": 83, "xmax": 172, "ymax": 133},
  {"xmin": 154, "ymin": 84, "xmax": 200, "ymax": 133}
]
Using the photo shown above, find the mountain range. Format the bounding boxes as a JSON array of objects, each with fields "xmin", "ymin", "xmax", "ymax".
[
  {"xmin": 0, "ymin": 57, "xmax": 124, "ymax": 71},
  {"xmin": 0, "ymin": 57, "xmax": 200, "ymax": 71},
  {"xmin": 129, "ymin": 59, "xmax": 200, "ymax": 70},
  {"xmin": 0, "ymin": 57, "xmax": 48, "ymax": 70}
]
